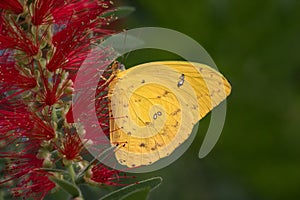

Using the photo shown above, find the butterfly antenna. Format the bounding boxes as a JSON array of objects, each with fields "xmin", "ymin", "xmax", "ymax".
[{"xmin": 120, "ymin": 29, "xmax": 129, "ymax": 64}]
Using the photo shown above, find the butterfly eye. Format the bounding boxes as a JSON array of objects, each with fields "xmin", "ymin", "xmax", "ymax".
[
  {"xmin": 157, "ymin": 111, "xmax": 162, "ymax": 116},
  {"xmin": 118, "ymin": 64, "xmax": 126, "ymax": 71},
  {"xmin": 112, "ymin": 61, "xmax": 126, "ymax": 71},
  {"xmin": 153, "ymin": 113, "xmax": 158, "ymax": 120}
]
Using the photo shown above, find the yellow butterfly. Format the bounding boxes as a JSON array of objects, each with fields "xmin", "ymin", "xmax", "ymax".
[{"xmin": 108, "ymin": 61, "xmax": 231, "ymax": 168}]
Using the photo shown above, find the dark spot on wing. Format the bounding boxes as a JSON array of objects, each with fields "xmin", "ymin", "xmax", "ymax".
[
  {"xmin": 171, "ymin": 109, "xmax": 181, "ymax": 116},
  {"xmin": 151, "ymin": 147, "xmax": 157, "ymax": 151},
  {"xmin": 139, "ymin": 143, "xmax": 146, "ymax": 147},
  {"xmin": 173, "ymin": 122, "xmax": 179, "ymax": 128},
  {"xmin": 163, "ymin": 91, "xmax": 170, "ymax": 96}
]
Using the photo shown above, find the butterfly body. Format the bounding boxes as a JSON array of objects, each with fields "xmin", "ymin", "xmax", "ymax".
[{"xmin": 108, "ymin": 61, "xmax": 231, "ymax": 167}]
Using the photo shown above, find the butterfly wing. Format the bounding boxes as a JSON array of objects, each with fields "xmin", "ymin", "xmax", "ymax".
[
  {"xmin": 108, "ymin": 61, "xmax": 231, "ymax": 167},
  {"xmin": 164, "ymin": 61, "xmax": 231, "ymax": 118}
]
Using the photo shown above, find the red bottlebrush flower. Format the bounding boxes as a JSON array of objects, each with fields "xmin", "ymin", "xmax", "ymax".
[
  {"xmin": 46, "ymin": 38, "xmax": 90, "ymax": 73},
  {"xmin": 28, "ymin": 114, "xmax": 56, "ymax": 141},
  {"xmin": 31, "ymin": 0, "xmax": 68, "ymax": 25},
  {"xmin": 57, "ymin": 128, "xmax": 85, "ymax": 161},
  {"xmin": 45, "ymin": 1, "xmax": 113, "ymax": 73},
  {"xmin": 95, "ymin": 64, "xmax": 116, "ymax": 137},
  {"xmin": 0, "ymin": 153, "xmax": 54, "ymax": 200},
  {"xmin": 0, "ymin": 53, "xmax": 36, "ymax": 102},
  {"xmin": 66, "ymin": 57, "xmax": 114, "ymax": 146},
  {"xmin": 66, "ymin": 105, "xmax": 75, "ymax": 123},
  {"xmin": 46, "ymin": 24, "xmax": 112, "ymax": 73},
  {"xmin": 31, "ymin": 0, "xmax": 111, "ymax": 26},
  {"xmin": 37, "ymin": 69, "xmax": 72, "ymax": 108},
  {"xmin": 91, "ymin": 164, "xmax": 131, "ymax": 186},
  {"xmin": 0, "ymin": 0, "xmax": 130, "ymax": 198},
  {"xmin": 12, "ymin": 171, "xmax": 55, "ymax": 200},
  {"xmin": 0, "ymin": 103, "xmax": 55, "ymax": 144},
  {"xmin": 67, "ymin": 58, "xmax": 113, "ymax": 122},
  {"xmin": 0, "ymin": 104, "xmax": 32, "ymax": 144},
  {"xmin": 0, "ymin": 0, "xmax": 23, "ymax": 14},
  {"xmin": 0, "ymin": 153, "xmax": 44, "ymax": 183},
  {"xmin": 0, "ymin": 16, "xmax": 39, "ymax": 57}
]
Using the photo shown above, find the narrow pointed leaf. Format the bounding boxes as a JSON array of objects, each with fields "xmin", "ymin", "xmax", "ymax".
[
  {"xmin": 122, "ymin": 188, "xmax": 150, "ymax": 200},
  {"xmin": 49, "ymin": 177, "xmax": 81, "ymax": 198},
  {"xmin": 100, "ymin": 177, "xmax": 162, "ymax": 200}
]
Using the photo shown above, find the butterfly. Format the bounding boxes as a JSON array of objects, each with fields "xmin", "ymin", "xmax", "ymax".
[{"xmin": 108, "ymin": 61, "xmax": 231, "ymax": 168}]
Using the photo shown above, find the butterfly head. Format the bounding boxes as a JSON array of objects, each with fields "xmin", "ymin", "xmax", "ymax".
[{"xmin": 112, "ymin": 61, "xmax": 125, "ymax": 72}]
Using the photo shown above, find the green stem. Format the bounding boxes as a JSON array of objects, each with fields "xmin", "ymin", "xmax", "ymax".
[
  {"xmin": 68, "ymin": 164, "xmax": 76, "ymax": 184},
  {"xmin": 40, "ymin": 168, "xmax": 69, "ymax": 174}
]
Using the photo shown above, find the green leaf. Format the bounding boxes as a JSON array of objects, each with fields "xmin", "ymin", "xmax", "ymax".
[
  {"xmin": 101, "ymin": 6, "xmax": 135, "ymax": 19},
  {"xmin": 79, "ymin": 184, "xmax": 106, "ymax": 199},
  {"xmin": 100, "ymin": 177, "xmax": 162, "ymax": 200},
  {"xmin": 44, "ymin": 188, "xmax": 69, "ymax": 200},
  {"xmin": 122, "ymin": 188, "xmax": 150, "ymax": 200},
  {"xmin": 49, "ymin": 177, "xmax": 81, "ymax": 198}
]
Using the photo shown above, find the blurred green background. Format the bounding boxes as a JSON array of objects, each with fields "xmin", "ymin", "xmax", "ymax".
[{"xmin": 116, "ymin": 0, "xmax": 300, "ymax": 199}]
